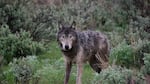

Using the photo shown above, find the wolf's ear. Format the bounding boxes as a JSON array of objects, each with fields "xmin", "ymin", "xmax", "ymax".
[
  {"xmin": 58, "ymin": 21, "xmax": 63, "ymax": 30},
  {"xmin": 71, "ymin": 21, "xmax": 76, "ymax": 30}
]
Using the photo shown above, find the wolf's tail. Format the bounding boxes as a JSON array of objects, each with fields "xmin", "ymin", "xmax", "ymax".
[
  {"xmin": 89, "ymin": 55, "xmax": 102, "ymax": 73},
  {"xmin": 89, "ymin": 51, "xmax": 109, "ymax": 73}
]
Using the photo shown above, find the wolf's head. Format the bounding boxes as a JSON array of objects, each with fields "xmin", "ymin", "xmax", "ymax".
[{"xmin": 57, "ymin": 21, "xmax": 78, "ymax": 51}]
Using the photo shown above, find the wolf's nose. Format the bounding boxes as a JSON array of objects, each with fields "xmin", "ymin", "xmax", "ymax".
[{"xmin": 65, "ymin": 45, "xmax": 69, "ymax": 50}]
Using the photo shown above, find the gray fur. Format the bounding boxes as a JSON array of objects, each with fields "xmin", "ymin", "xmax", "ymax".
[{"xmin": 57, "ymin": 22, "xmax": 110, "ymax": 84}]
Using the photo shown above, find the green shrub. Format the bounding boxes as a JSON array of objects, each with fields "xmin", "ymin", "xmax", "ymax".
[
  {"xmin": 110, "ymin": 41, "xmax": 134, "ymax": 68},
  {"xmin": 92, "ymin": 66, "xmax": 145, "ymax": 84},
  {"xmin": 132, "ymin": 40, "xmax": 150, "ymax": 68},
  {"xmin": 0, "ymin": 0, "xmax": 55, "ymax": 41},
  {"xmin": 0, "ymin": 0, "xmax": 31, "ymax": 33},
  {"xmin": 142, "ymin": 53, "xmax": 150, "ymax": 75},
  {"xmin": 92, "ymin": 66, "xmax": 132, "ymax": 84},
  {"xmin": 8, "ymin": 56, "xmax": 41, "ymax": 84},
  {"xmin": 0, "ymin": 25, "xmax": 45, "ymax": 63}
]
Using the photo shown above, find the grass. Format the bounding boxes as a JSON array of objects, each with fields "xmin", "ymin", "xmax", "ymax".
[{"xmin": 38, "ymin": 41, "xmax": 62, "ymax": 61}]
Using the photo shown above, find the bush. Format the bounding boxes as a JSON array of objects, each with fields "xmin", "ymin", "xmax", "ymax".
[
  {"xmin": 0, "ymin": 0, "xmax": 56, "ymax": 41},
  {"xmin": 0, "ymin": 25, "xmax": 45, "ymax": 63},
  {"xmin": 0, "ymin": 0, "xmax": 31, "ymax": 33},
  {"xmin": 110, "ymin": 41, "xmax": 134, "ymax": 68},
  {"xmin": 5, "ymin": 56, "xmax": 65, "ymax": 84},
  {"xmin": 142, "ymin": 53, "xmax": 150, "ymax": 75},
  {"xmin": 132, "ymin": 40, "xmax": 150, "ymax": 67},
  {"xmin": 8, "ymin": 56, "xmax": 41, "ymax": 84},
  {"xmin": 92, "ymin": 66, "xmax": 132, "ymax": 84},
  {"xmin": 92, "ymin": 66, "xmax": 145, "ymax": 84},
  {"xmin": 110, "ymin": 40, "xmax": 150, "ymax": 68}
]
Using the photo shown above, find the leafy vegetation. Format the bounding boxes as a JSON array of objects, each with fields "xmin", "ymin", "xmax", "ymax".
[
  {"xmin": 0, "ymin": 25, "xmax": 45, "ymax": 63},
  {"xmin": 110, "ymin": 41, "xmax": 134, "ymax": 68},
  {"xmin": 92, "ymin": 66, "xmax": 146, "ymax": 84},
  {"xmin": 142, "ymin": 53, "xmax": 150, "ymax": 75}
]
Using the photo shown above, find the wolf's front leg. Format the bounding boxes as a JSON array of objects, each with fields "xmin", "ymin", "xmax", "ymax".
[
  {"xmin": 64, "ymin": 61, "xmax": 72, "ymax": 84},
  {"xmin": 76, "ymin": 63, "xmax": 83, "ymax": 84}
]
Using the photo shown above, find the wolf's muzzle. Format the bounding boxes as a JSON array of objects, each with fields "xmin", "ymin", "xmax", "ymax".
[
  {"xmin": 60, "ymin": 43, "xmax": 71, "ymax": 51},
  {"xmin": 65, "ymin": 45, "xmax": 69, "ymax": 50}
]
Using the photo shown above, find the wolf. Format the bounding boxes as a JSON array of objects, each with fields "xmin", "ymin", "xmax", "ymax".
[{"xmin": 57, "ymin": 21, "xmax": 110, "ymax": 84}]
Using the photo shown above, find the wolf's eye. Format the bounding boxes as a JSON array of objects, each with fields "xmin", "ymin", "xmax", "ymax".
[
  {"xmin": 62, "ymin": 35, "xmax": 65, "ymax": 38},
  {"xmin": 69, "ymin": 35, "xmax": 72, "ymax": 38}
]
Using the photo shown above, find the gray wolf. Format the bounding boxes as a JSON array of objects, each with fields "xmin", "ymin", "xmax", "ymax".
[{"xmin": 57, "ymin": 21, "xmax": 110, "ymax": 84}]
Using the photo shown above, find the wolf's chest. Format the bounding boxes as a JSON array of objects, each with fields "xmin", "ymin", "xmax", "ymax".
[{"xmin": 71, "ymin": 48, "xmax": 93, "ymax": 63}]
